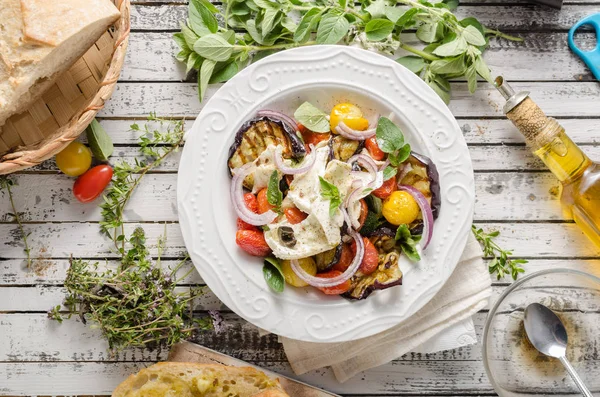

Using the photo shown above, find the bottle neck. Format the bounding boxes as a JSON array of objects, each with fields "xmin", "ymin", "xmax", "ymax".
[{"xmin": 533, "ymin": 123, "xmax": 591, "ymax": 183}]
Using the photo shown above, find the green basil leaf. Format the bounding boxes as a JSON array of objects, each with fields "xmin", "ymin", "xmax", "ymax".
[
  {"xmin": 396, "ymin": 55, "xmax": 426, "ymax": 73},
  {"xmin": 181, "ymin": 23, "xmax": 200, "ymax": 49},
  {"xmin": 193, "ymin": 34, "xmax": 234, "ymax": 62},
  {"xmin": 442, "ymin": 0, "xmax": 459, "ymax": 10},
  {"xmin": 401, "ymin": 242, "xmax": 421, "ymax": 262},
  {"xmin": 209, "ymin": 61, "xmax": 239, "ymax": 83},
  {"xmin": 423, "ymin": 42, "xmax": 441, "ymax": 53},
  {"xmin": 246, "ymin": 20, "xmax": 264, "ymax": 44},
  {"xmin": 267, "ymin": 170, "xmax": 283, "ymax": 212},
  {"xmin": 221, "ymin": 30, "xmax": 236, "ymax": 45},
  {"xmin": 319, "ymin": 176, "xmax": 342, "ymax": 217},
  {"xmin": 396, "ymin": 8, "xmax": 419, "ymax": 27},
  {"xmin": 427, "ymin": 79, "xmax": 451, "ymax": 104},
  {"xmin": 365, "ymin": 19, "xmax": 395, "ymax": 41},
  {"xmin": 365, "ymin": 0, "xmax": 386, "ymax": 18},
  {"xmin": 173, "ymin": 32, "xmax": 190, "ymax": 51},
  {"xmin": 459, "ymin": 17, "xmax": 485, "ymax": 35},
  {"xmin": 253, "ymin": 0, "xmax": 279, "ymax": 9},
  {"xmin": 263, "ymin": 258, "xmax": 285, "ymax": 292},
  {"xmin": 375, "ymin": 117, "xmax": 405, "ymax": 153},
  {"xmin": 339, "ymin": 0, "xmax": 348, "ymax": 8},
  {"xmin": 432, "ymin": 36, "xmax": 467, "ymax": 56},
  {"xmin": 435, "ymin": 74, "xmax": 451, "ymax": 91},
  {"xmin": 186, "ymin": 52, "xmax": 202, "ymax": 73},
  {"xmin": 261, "ymin": 8, "xmax": 280, "ymax": 37},
  {"xmin": 395, "ymin": 224, "xmax": 411, "ymax": 241},
  {"xmin": 383, "ymin": 165, "xmax": 397, "ymax": 181},
  {"xmin": 198, "ymin": 59, "xmax": 216, "ymax": 101},
  {"xmin": 293, "ymin": 102, "xmax": 330, "ymax": 133},
  {"xmin": 86, "ymin": 119, "xmax": 113, "ymax": 161},
  {"xmin": 231, "ymin": 2, "xmax": 251, "ymax": 15},
  {"xmin": 466, "ymin": 65, "xmax": 477, "ymax": 94},
  {"xmin": 429, "ymin": 55, "xmax": 466, "ymax": 74},
  {"xmin": 474, "ymin": 55, "xmax": 492, "ymax": 83},
  {"xmin": 189, "ymin": 0, "xmax": 218, "ymax": 36},
  {"xmin": 416, "ymin": 22, "xmax": 439, "ymax": 43},
  {"xmin": 294, "ymin": 8, "xmax": 322, "ymax": 43},
  {"xmin": 462, "ymin": 25, "xmax": 486, "ymax": 46},
  {"xmin": 176, "ymin": 49, "xmax": 191, "ymax": 63},
  {"xmin": 316, "ymin": 10, "xmax": 349, "ymax": 45},
  {"xmin": 396, "ymin": 144, "xmax": 411, "ymax": 163},
  {"xmin": 384, "ymin": 6, "xmax": 405, "ymax": 23},
  {"xmin": 281, "ymin": 16, "xmax": 297, "ymax": 32}
]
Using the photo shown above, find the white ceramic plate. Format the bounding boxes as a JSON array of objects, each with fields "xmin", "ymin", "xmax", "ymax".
[{"xmin": 178, "ymin": 46, "xmax": 475, "ymax": 343}]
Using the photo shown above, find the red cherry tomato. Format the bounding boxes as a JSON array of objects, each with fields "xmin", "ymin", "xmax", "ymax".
[
  {"xmin": 237, "ymin": 193, "xmax": 259, "ymax": 231},
  {"xmin": 351, "ymin": 237, "xmax": 379, "ymax": 275},
  {"xmin": 365, "ymin": 137, "xmax": 385, "ymax": 161},
  {"xmin": 316, "ymin": 270, "xmax": 352, "ymax": 295},
  {"xmin": 332, "ymin": 243, "xmax": 353, "ymax": 272},
  {"xmin": 356, "ymin": 199, "xmax": 368, "ymax": 231},
  {"xmin": 299, "ymin": 124, "xmax": 331, "ymax": 149},
  {"xmin": 284, "ymin": 207, "xmax": 308, "ymax": 224},
  {"xmin": 372, "ymin": 175, "xmax": 396, "ymax": 199},
  {"xmin": 73, "ymin": 165, "xmax": 113, "ymax": 203},
  {"xmin": 257, "ymin": 188, "xmax": 275, "ymax": 214},
  {"xmin": 235, "ymin": 230, "xmax": 271, "ymax": 257}
]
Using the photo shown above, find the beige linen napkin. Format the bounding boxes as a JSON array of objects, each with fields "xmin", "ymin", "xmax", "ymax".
[{"xmin": 280, "ymin": 233, "xmax": 491, "ymax": 382}]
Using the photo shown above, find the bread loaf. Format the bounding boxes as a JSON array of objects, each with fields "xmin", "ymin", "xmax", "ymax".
[
  {"xmin": 112, "ymin": 362, "xmax": 290, "ymax": 397},
  {"xmin": 0, "ymin": 0, "xmax": 121, "ymax": 127}
]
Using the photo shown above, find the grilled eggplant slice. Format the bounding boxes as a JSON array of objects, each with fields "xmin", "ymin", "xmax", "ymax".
[
  {"xmin": 314, "ymin": 244, "xmax": 342, "ymax": 272},
  {"xmin": 398, "ymin": 152, "xmax": 441, "ymax": 219},
  {"xmin": 343, "ymin": 248, "xmax": 403, "ymax": 300},
  {"xmin": 227, "ymin": 116, "xmax": 306, "ymax": 173},
  {"xmin": 328, "ymin": 135, "xmax": 363, "ymax": 162}
]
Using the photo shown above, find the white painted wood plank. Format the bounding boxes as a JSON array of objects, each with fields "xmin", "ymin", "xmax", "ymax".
[
  {"xmin": 0, "ymin": 172, "xmax": 566, "ymax": 222},
  {"xmin": 1, "ymin": 223, "xmax": 599, "ymax": 260},
  {"xmin": 96, "ymin": 82, "xmax": 600, "ymax": 118},
  {"xmin": 121, "ymin": 31, "xmax": 596, "ymax": 82}
]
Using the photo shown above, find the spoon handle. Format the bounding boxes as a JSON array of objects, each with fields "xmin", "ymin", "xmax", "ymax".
[{"xmin": 559, "ymin": 356, "xmax": 594, "ymax": 397}]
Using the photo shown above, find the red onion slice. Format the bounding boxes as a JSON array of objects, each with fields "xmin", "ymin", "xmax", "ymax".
[
  {"xmin": 397, "ymin": 185, "xmax": 434, "ymax": 249},
  {"xmin": 274, "ymin": 144, "xmax": 316, "ymax": 175},
  {"xmin": 231, "ymin": 163, "xmax": 278, "ymax": 226},
  {"xmin": 348, "ymin": 153, "xmax": 383, "ymax": 192},
  {"xmin": 257, "ymin": 110, "xmax": 298, "ymax": 133},
  {"xmin": 291, "ymin": 223, "xmax": 364, "ymax": 288},
  {"xmin": 335, "ymin": 122, "xmax": 376, "ymax": 140}
]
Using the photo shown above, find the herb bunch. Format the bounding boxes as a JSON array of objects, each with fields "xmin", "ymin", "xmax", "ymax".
[
  {"xmin": 174, "ymin": 0, "xmax": 521, "ymax": 104},
  {"xmin": 49, "ymin": 227, "xmax": 210, "ymax": 350},
  {"xmin": 0, "ymin": 177, "xmax": 31, "ymax": 268},
  {"xmin": 472, "ymin": 225, "xmax": 527, "ymax": 280},
  {"xmin": 100, "ymin": 113, "xmax": 185, "ymax": 253}
]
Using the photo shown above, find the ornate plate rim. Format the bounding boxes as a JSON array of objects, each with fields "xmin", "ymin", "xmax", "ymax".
[{"xmin": 177, "ymin": 45, "xmax": 475, "ymax": 343}]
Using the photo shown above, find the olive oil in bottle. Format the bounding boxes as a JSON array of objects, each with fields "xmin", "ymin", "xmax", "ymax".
[{"xmin": 495, "ymin": 77, "xmax": 600, "ymax": 247}]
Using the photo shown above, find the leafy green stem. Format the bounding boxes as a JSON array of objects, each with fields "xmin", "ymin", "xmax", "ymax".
[
  {"xmin": 0, "ymin": 177, "xmax": 31, "ymax": 268},
  {"xmin": 484, "ymin": 28, "xmax": 524, "ymax": 42},
  {"xmin": 345, "ymin": 8, "xmax": 369, "ymax": 22},
  {"xmin": 400, "ymin": 43, "xmax": 440, "ymax": 61},
  {"xmin": 238, "ymin": 40, "xmax": 318, "ymax": 52}
]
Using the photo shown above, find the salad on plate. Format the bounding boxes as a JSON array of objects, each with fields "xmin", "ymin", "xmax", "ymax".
[{"xmin": 228, "ymin": 102, "xmax": 440, "ymax": 300}]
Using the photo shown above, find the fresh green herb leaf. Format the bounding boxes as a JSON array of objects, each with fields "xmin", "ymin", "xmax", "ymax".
[
  {"xmin": 395, "ymin": 224, "xmax": 421, "ymax": 262},
  {"xmin": 181, "ymin": 23, "xmax": 200, "ymax": 49},
  {"xmin": 383, "ymin": 165, "xmax": 398, "ymax": 181},
  {"xmin": 396, "ymin": 8, "xmax": 419, "ymax": 27},
  {"xmin": 86, "ymin": 119, "xmax": 114, "ymax": 161},
  {"xmin": 416, "ymin": 22, "xmax": 440, "ymax": 43},
  {"xmin": 432, "ymin": 35, "xmax": 468, "ymax": 56},
  {"xmin": 173, "ymin": 32, "xmax": 190, "ymax": 52},
  {"xmin": 263, "ymin": 257, "xmax": 285, "ymax": 292},
  {"xmin": 396, "ymin": 55, "xmax": 426, "ymax": 73},
  {"xmin": 193, "ymin": 34, "xmax": 234, "ymax": 61},
  {"xmin": 384, "ymin": 6, "xmax": 406, "ymax": 23},
  {"xmin": 294, "ymin": 102, "xmax": 330, "ymax": 133},
  {"xmin": 261, "ymin": 8, "xmax": 280, "ymax": 37},
  {"xmin": 376, "ymin": 117, "xmax": 404, "ymax": 153},
  {"xmin": 429, "ymin": 55, "xmax": 466, "ymax": 75},
  {"xmin": 198, "ymin": 59, "xmax": 216, "ymax": 101},
  {"xmin": 365, "ymin": 19, "xmax": 395, "ymax": 41},
  {"xmin": 319, "ymin": 176, "xmax": 342, "ymax": 216},
  {"xmin": 316, "ymin": 10, "xmax": 349, "ymax": 44},
  {"xmin": 365, "ymin": 0, "xmax": 386, "ymax": 18},
  {"xmin": 463, "ymin": 25, "xmax": 486, "ymax": 46},
  {"xmin": 443, "ymin": 0, "xmax": 459, "ymax": 11},
  {"xmin": 189, "ymin": 0, "xmax": 218, "ymax": 36},
  {"xmin": 365, "ymin": 195, "xmax": 383, "ymax": 217},
  {"xmin": 210, "ymin": 61, "xmax": 239, "ymax": 83},
  {"xmin": 267, "ymin": 170, "xmax": 283, "ymax": 213},
  {"xmin": 465, "ymin": 64, "xmax": 477, "ymax": 94},
  {"xmin": 0, "ymin": 177, "xmax": 31, "ymax": 268},
  {"xmin": 474, "ymin": 55, "xmax": 492, "ymax": 83},
  {"xmin": 294, "ymin": 8, "xmax": 322, "ymax": 42},
  {"xmin": 472, "ymin": 225, "xmax": 527, "ymax": 280},
  {"xmin": 281, "ymin": 16, "xmax": 298, "ymax": 32}
]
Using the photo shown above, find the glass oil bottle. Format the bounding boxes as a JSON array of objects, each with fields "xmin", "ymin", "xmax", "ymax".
[{"xmin": 495, "ymin": 76, "xmax": 600, "ymax": 247}]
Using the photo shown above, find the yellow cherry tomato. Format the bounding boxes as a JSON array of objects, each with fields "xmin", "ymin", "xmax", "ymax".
[
  {"xmin": 281, "ymin": 257, "xmax": 317, "ymax": 287},
  {"xmin": 55, "ymin": 141, "xmax": 92, "ymax": 177},
  {"xmin": 330, "ymin": 103, "xmax": 370, "ymax": 132},
  {"xmin": 382, "ymin": 191, "xmax": 420, "ymax": 226}
]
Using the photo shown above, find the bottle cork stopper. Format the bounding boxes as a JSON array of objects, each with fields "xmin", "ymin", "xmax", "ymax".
[{"xmin": 506, "ymin": 97, "xmax": 558, "ymax": 150}]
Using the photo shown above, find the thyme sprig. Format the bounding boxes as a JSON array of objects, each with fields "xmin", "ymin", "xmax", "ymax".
[
  {"xmin": 100, "ymin": 113, "xmax": 185, "ymax": 254},
  {"xmin": 472, "ymin": 225, "xmax": 527, "ymax": 281},
  {"xmin": 0, "ymin": 177, "xmax": 32, "ymax": 268}
]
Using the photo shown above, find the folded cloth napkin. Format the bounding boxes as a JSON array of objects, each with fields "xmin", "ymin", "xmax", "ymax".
[{"xmin": 280, "ymin": 233, "xmax": 491, "ymax": 382}]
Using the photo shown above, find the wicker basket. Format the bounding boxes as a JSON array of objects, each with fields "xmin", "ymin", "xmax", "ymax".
[{"xmin": 0, "ymin": 0, "xmax": 130, "ymax": 175}]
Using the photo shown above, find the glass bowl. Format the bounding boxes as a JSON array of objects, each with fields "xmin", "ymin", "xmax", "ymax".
[{"xmin": 483, "ymin": 268, "xmax": 600, "ymax": 396}]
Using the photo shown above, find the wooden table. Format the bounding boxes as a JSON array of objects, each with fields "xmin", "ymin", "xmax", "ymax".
[{"xmin": 2, "ymin": 1, "xmax": 600, "ymax": 395}]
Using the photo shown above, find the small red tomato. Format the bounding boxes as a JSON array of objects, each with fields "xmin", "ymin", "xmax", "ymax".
[
  {"xmin": 332, "ymin": 244, "xmax": 353, "ymax": 272},
  {"xmin": 351, "ymin": 237, "xmax": 379, "ymax": 275},
  {"xmin": 316, "ymin": 270, "xmax": 352, "ymax": 295},
  {"xmin": 299, "ymin": 124, "xmax": 331, "ymax": 149},
  {"xmin": 257, "ymin": 188, "xmax": 275, "ymax": 214},
  {"xmin": 235, "ymin": 230, "xmax": 271, "ymax": 257},
  {"xmin": 73, "ymin": 165, "xmax": 113, "ymax": 203},
  {"xmin": 356, "ymin": 199, "xmax": 368, "ymax": 231},
  {"xmin": 237, "ymin": 193, "xmax": 259, "ymax": 231},
  {"xmin": 365, "ymin": 137, "xmax": 385, "ymax": 161},
  {"xmin": 372, "ymin": 175, "xmax": 396, "ymax": 199},
  {"xmin": 284, "ymin": 207, "xmax": 308, "ymax": 224}
]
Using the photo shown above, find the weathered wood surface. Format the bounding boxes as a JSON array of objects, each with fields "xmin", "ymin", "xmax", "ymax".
[{"xmin": 3, "ymin": 0, "xmax": 600, "ymax": 395}]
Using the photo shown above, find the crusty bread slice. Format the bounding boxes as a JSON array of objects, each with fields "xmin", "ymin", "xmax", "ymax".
[
  {"xmin": 112, "ymin": 362, "xmax": 290, "ymax": 397},
  {"xmin": 0, "ymin": 0, "xmax": 120, "ymax": 127}
]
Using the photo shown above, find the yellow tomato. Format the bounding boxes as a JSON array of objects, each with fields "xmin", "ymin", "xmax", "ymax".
[
  {"xmin": 330, "ymin": 103, "xmax": 370, "ymax": 132},
  {"xmin": 55, "ymin": 141, "xmax": 92, "ymax": 177},
  {"xmin": 281, "ymin": 257, "xmax": 317, "ymax": 287},
  {"xmin": 382, "ymin": 191, "xmax": 420, "ymax": 226}
]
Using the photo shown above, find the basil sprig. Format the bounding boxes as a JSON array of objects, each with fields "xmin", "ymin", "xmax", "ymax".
[
  {"xmin": 376, "ymin": 117, "xmax": 411, "ymax": 181},
  {"xmin": 263, "ymin": 257, "xmax": 285, "ymax": 292},
  {"xmin": 395, "ymin": 224, "xmax": 422, "ymax": 262},
  {"xmin": 319, "ymin": 176, "xmax": 342, "ymax": 217}
]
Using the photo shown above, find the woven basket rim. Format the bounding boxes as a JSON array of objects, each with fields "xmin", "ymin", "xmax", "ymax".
[{"xmin": 0, "ymin": 0, "xmax": 131, "ymax": 175}]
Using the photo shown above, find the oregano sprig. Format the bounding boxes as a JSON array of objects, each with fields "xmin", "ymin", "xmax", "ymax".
[
  {"xmin": 472, "ymin": 225, "xmax": 527, "ymax": 280},
  {"xmin": 174, "ymin": 0, "xmax": 522, "ymax": 103},
  {"xmin": 0, "ymin": 177, "xmax": 32, "ymax": 268}
]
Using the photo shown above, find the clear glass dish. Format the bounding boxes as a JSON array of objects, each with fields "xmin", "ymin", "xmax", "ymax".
[{"xmin": 483, "ymin": 268, "xmax": 600, "ymax": 396}]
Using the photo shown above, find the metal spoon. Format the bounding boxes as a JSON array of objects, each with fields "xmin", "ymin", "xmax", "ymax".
[{"xmin": 524, "ymin": 303, "xmax": 593, "ymax": 397}]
